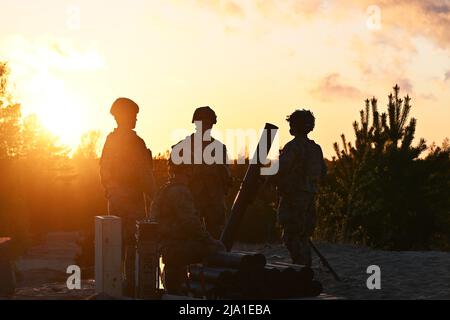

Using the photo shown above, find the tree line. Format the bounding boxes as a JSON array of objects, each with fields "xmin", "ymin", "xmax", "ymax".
[{"xmin": 0, "ymin": 62, "xmax": 449, "ymax": 260}]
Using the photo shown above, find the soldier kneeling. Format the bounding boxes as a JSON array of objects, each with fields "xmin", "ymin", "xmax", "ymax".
[{"xmin": 150, "ymin": 159, "xmax": 225, "ymax": 294}]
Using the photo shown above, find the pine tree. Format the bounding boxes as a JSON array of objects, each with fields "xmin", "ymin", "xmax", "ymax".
[{"xmin": 317, "ymin": 85, "xmax": 430, "ymax": 249}]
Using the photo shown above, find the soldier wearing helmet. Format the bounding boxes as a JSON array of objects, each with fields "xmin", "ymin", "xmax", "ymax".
[
  {"xmin": 100, "ymin": 97, "xmax": 156, "ymax": 296},
  {"xmin": 276, "ymin": 109, "xmax": 327, "ymax": 266},
  {"xmin": 192, "ymin": 106, "xmax": 217, "ymax": 126},
  {"xmin": 174, "ymin": 106, "xmax": 232, "ymax": 239},
  {"xmin": 150, "ymin": 151, "xmax": 225, "ymax": 294}
]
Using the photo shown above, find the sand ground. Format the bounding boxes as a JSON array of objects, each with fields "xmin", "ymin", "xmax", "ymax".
[
  {"xmin": 7, "ymin": 232, "xmax": 450, "ymax": 300},
  {"xmin": 247, "ymin": 243, "xmax": 450, "ymax": 299}
]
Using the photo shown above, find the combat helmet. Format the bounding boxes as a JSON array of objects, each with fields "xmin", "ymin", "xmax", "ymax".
[
  {"xmin": 192, "ymin": 106, "xmax": 217, "ymax": 124},
  {"xmin": 110, "ymin": 97, "xmax": 139, "ymax": 118}
]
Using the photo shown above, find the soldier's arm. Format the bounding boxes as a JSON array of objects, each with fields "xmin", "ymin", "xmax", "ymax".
[
  {"xmin": 277, "ymin": 142, "xmax": 297, "ymax": 182},
  {"xmin": 99, "ymin": 135, "xmax": 114, "ymax": 197},
  {"xmin": 135, "ymin": 136, "xmax": 156, "ymax": 199},
  {"xmin": 222, "ymin": 145, "xmax": 233, "ymax": 194},
  {"xmin": 143, "ymin": 148, "xmax": 156, "ymax": 199},
  {"xmin": 319, "ymin": 146, "xmax": 328, "ymax": 180}
]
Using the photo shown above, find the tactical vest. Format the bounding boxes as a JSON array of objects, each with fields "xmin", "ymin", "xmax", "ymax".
[
  {"xmin": 281, "ymin": 138, "xmax": 324, "ymax": 194},
  {"xmin": 187, "ymin": 134, "xmax": 232, "ymax": 200},
  {"xmin": 101, "ymin": 129, "xmax": 153, "ymax": 191}
]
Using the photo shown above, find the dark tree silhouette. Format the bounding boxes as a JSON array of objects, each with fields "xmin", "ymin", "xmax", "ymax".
[{"xmin": 316, "ymin": 85, "xmax": 449, "ymax": 250}]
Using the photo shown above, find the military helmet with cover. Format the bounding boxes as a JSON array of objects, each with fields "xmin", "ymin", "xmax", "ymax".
[
  {"xmin": 110, "ymin": 97, "xmax": 140, "ymax": 118},
  {"xmin": 192, "ymin": 106, "xmax": 217, "ymax": 124}
]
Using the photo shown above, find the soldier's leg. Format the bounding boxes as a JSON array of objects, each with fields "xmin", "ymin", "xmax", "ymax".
[
  {"xmin": 108, "ymin": 193, "xmax": 146, "ymax": 297},
  {"xmin": 279, "ymin": 196, "xmax": 313, "ymax": 266},
  {"xmin": 163, "ymin": 264, "xmax": 187, "ymax": 295},
  {"xmin": 108, "ymin": 199, "xmax": 131, "ymax": 295},
  {"xmin": 162, "ymin": 236, "xmax": 224, "ymax": 294},
  {"xmin": 281, "ymin": 224, "xmax": 304, "ymax": 265},
  {"xmin": 296, "ymin": 193, "xmax": 317, "ymax": 267},
  {"xmin": 161, "ymin": 242, "xmax": 207, "ymax": 295},
  {"xmin": 279, "ymin": 198, "xmax": 302, "ymax": 264},
  {"xmin": 122, "ymin": 220, "xmax": 136, "ymax": 297},
  {"xmin": 297, "ymin": 238, "xmax": 312, "ymax": 267},
  {"xmin": 282, "ymin": 229, "xmax": 312, "ymax": 266}
]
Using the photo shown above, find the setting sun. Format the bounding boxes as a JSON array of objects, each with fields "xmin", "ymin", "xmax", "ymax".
[
  {"xmin": 23, "ymin": 73, "xmax": 88, "ymax": 148},
  {"xmin": 36, "ymin": 101, "xmax": 85, "ymax": 148}
]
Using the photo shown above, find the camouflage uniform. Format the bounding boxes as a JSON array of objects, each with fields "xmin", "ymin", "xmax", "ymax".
[
  {"xmin": 277, "ymin": 136, "xmax": 327, "ymax": 266},
  {"xmin": 100, "ymin": 127, "xmax": 155, "ymax": 294},
  {"xmin": 188, "ymin": 134, "xmax": 232, "ymax": 239},
  {"xmin": 150, "ymin": 179, "xmax": 223, "ymax": 293}
]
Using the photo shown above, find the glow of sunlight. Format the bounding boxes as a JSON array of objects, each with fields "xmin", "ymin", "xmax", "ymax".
[{"xmin": 26, "ymin": 73, "xmax": 88, "ymax": 149}]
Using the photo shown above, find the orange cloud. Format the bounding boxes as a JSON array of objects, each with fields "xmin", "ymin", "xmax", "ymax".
[
  {"xmin": 310, "ymin": 73, "xmax": 363, "ymax": 101},
  {"xmin": 343, "ymin": 0, "xmax": 450, "ymax": 49},
  {"xmin": 396, "ymin": 78, "xmax": 413, "ymax": 94},
  {"xmin": 188, "ymin": 0, "xmax": 449, "ymax": 49}
]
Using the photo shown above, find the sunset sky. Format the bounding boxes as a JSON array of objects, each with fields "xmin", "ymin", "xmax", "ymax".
[{"xmin": 0, "ymin": 0, "xmax": 449, "ymax": 158}]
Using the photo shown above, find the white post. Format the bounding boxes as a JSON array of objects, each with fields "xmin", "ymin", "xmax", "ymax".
[{"xmin": 95, "ymin": 216, "xmax": 122, "ymax": 297}]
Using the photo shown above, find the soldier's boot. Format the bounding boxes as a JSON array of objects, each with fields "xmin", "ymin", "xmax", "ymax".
[
  {"xmin": 283, "ymin": 234, "xmax": 302, "ymax": 265},
  {"xmin": 163, "ymin": 265, "xmax": 187, "ymax": 295},
  {"xmin": 283, "ymin": 234, "xmax": 312, "ymax": 267},
  {"xmin": 123, "ymin": 245, "xmax": 136, "ymax": 297}
]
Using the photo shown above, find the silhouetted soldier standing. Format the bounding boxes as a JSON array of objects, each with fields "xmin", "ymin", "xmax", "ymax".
[
  {"xmin": 276, "ymin": 109, "xmax": 327, "ymax": 267},
  {"xmin": 100, "ymin": 97, "xmax": 155, "ymax": 296},
  {"xmin": 178, "ymin": 107, "xmax": 232, "ymax": 239}
]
